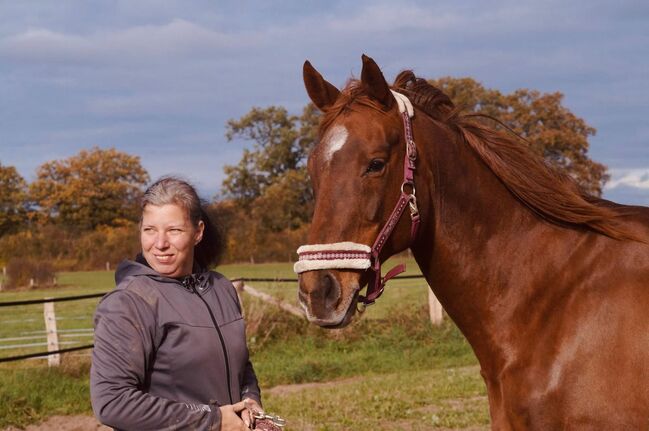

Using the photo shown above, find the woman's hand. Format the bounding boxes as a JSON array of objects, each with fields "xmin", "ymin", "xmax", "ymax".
[
  {"xmin": 219, "ymin": 401, "xmax": 248, "ymax": 431},
  {"xmin": 241, "ymin": 398, "xmax": 264, "ymax": 429}
]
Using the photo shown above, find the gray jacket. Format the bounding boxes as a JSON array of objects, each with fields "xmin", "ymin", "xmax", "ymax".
[{"xmin": 90, "ymin": 259, "xmax": 261, "ymax": 431}]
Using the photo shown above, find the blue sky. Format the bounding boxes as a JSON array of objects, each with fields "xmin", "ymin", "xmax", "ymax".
[{"xmin": 1, "ymin": 0, "xmax": 648, "ymax": 204}]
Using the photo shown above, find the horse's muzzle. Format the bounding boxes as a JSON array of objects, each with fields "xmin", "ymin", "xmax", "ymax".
[{"xmin": 297, "ymin": 270, "xmax": 359, "ymax": 327}]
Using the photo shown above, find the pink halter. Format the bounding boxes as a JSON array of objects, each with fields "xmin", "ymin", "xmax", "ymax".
[{"xmin": 295, "ymin": 91, "xmax": 420, "ymax": 305}]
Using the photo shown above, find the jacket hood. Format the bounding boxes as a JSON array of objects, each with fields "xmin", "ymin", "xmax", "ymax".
[{"xmin": 115, "ymin": 255, "xmax": 209, "ymax": 290}]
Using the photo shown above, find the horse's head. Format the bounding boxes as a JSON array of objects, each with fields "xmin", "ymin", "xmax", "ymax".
[{"xmin": 296, "ymin": 55, "xmax": 423, "ymax": 327}]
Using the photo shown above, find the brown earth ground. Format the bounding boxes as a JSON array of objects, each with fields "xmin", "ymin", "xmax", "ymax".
[{"xmin": 2, "ymin": 416, "xmax": 109, "ymax": 431}]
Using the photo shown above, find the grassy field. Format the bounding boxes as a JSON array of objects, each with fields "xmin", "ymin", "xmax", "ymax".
[{"xmin": 0, "ymin": 259, "xmax": 489, "ymax": 430}]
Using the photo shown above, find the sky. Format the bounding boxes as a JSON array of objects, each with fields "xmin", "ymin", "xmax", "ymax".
[{"xmin": 1, "ymin": 0, "xmax": 648, "ymax": 204}]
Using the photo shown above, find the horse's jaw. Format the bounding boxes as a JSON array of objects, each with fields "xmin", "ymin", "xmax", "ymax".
[{"xmin": 297, "ymin": 270, "xmax": 361, "ymax": 328}]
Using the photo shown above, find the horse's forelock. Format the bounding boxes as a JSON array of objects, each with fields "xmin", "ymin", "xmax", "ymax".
[{"xmin": 319, "ymin": 80, "xmax": 376, "ymax": 133}]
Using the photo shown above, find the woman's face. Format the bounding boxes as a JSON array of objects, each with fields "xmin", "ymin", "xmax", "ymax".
[{"xmin": 140, "ymin": 204, "xmax": 204, "ymax": 278}]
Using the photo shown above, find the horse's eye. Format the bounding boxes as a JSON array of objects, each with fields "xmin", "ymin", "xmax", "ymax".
[{"xmin": 366, "ymin": 159, "xmax": 386, "ymax": 174}]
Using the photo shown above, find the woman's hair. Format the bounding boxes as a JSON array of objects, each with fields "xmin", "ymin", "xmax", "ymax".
[{"xmin": 141, "ymin": 176, "xmax": 223, "ymax": 269}]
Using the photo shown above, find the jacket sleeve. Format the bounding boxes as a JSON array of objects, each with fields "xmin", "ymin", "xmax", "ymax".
[
  {"xmin": 240, "ymin": 359, "xmax": 262, "ymax": 405},
  {"xmin": 227, "ymin": 277, "xmax": 262, "ymax": 406},
  {"xmin": 90, "ymin": 289, "xmax": 221, "ymax": 431}
]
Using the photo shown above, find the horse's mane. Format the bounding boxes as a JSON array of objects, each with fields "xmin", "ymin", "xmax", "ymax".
[{"xmin": 321, "ymin": 71, "xmax": 640, "ymax": 241}]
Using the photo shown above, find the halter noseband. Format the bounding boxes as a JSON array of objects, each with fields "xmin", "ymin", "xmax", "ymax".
[{"xmin": 294, "ymin": 90, "xmax": 420, "ymax": 306}]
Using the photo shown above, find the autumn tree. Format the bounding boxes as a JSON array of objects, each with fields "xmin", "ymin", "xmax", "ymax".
[
  {"xmin": 29, "ymin": 147, "xmax": 150, "ymax": 230},
  {"xmin": 0, "ymin": 163, "xmax": 28, "ymax": 237},
  {"xmin": 219, "ymin": 105, "xmax": 319, "ymax": 262},
  {"xmin": 430, "ymin": 77, "xmax": 606, "ymax": 195},
  {"xmin": 223, "ymin": 104, "xmax": 319, "ymax": 209}
]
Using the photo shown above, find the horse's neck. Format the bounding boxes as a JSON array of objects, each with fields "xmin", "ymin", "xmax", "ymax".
[{"xmin": 411, "ymin": 121, "xmax": 582, "ymax": 372}]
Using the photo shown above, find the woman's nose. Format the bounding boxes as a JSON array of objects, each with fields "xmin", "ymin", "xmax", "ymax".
[{"xmin": 154, "ymin": 233, "xmax": 169, "ymax": 249}]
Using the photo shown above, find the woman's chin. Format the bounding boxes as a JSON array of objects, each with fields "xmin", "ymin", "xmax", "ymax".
[{"xmin": 150, "ymin": 262, "xmax": 180, "ymax": 277}]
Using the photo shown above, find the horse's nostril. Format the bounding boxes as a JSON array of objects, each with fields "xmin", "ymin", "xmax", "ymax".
[
  {"xmin": 298, "ymin": 271, "xmax": 342, "ymax": 313},
  {"xmin": 322, "ymin": 272, "xmax": 341, "ymax": 306}
]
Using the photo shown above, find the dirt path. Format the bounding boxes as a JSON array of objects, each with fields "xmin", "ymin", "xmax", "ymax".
[
  {"xmin": 2, "ymin": 415, "xmax": 109, "ymax": 431},
  {"xmin": 265, "ymin": 375, "xmax": 363, "ymax": 396}
]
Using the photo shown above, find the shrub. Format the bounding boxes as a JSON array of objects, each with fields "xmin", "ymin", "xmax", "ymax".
[
  {"xmin": 0, "ymin": 223, "xmax": 140, "ymax": 271},
  {"xmin": 5, "ymin": 258, "xmax": 55, "ymax": 289}
]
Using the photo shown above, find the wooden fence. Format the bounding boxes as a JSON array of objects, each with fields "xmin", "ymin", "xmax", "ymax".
[{"xmin": 0, "ymin": 275, "xmax": 443, "ymax": 365}]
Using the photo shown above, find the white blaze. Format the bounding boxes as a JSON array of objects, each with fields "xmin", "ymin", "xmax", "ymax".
[{"xmin": 322, "ymin": 125, "xmax": 348, "ymax": 163}]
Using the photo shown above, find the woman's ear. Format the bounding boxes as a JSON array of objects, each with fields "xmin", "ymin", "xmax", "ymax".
[{"xmin": 195, "ymin": 220, "xmax": 205, "ymax": 245}]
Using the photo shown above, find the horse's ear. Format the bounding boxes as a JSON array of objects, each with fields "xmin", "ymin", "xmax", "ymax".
[
  {"xmin": 303, "ymin": 60, "xmax": 340, "ymax": 111},
  {"xmin": 360, "ymin": 54, "xmax": 393, "ymax": 109}
]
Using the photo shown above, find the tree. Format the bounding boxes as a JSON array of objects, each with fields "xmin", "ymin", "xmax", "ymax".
[
  {"xmin": 430, "ymin": 77, "xmax": 607, "ymax": 196},
  {"xmin": 218, "ymin": 104, "xmax": 319, "ymax": 262},
  {"xmin": 223, "ymin": 104, "xmax": 320, "ymax": 207},
  {"xmin": 251, "ymin": 169, "xmax": 313, "ymax": 232},
  {"xmin": 0, "ymin": 163, "xmax": 28, "ymax": 237},
  {"xmin": 29, "ymin": 147, "xmax": 150, "ymax": 230}
]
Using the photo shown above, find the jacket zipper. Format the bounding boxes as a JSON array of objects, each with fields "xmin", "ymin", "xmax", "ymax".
[{"xmin": 188, "ymin": 282, "xmax": 234, "ymax": 405}]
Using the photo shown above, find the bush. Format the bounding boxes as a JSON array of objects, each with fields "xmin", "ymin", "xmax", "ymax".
[
  {"xmin": 0, "ymin": 223, "xmax": 140, "ymax": 271},
  {"xmin": 5, "ymin": 258, "xmax": 55, "ymax": 289}
]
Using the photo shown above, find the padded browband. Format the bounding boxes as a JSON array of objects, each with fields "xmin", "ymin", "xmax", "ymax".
[{"xmin": 294, "ymin": 242, "xmax": 371, "ymax": 274}]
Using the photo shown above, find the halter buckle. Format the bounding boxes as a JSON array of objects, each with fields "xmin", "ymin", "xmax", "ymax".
[
  {"xmin": 356, "ymin": 300, "xmax": 367, "ymax": 313},
  {"xmin": 408, "ymin": 194, "xmax": 419, "ymax": 218}
]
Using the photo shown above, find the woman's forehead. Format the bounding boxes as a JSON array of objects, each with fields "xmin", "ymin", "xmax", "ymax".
[{"xmin": 142, "ymin": 204, "xmax": 190, "ymax": 222}]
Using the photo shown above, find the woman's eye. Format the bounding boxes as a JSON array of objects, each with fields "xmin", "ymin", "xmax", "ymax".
[{"xmin": 366, "ymin": 159, "xmax": 386, "ymax": 174}]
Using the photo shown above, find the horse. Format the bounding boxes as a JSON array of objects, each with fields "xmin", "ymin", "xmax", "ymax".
[{"xmin": 294, "ymin": 55, "xmax": 649, "ymax": 429}]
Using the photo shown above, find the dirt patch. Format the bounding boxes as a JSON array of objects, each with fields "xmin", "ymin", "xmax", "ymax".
[
  {"xmin": 2, "ymin": 415, "xmax": 109, "ymax": 431},
  {"xmin": 265, "ymin": 375, "xmax": 362, "ymax": 396}
]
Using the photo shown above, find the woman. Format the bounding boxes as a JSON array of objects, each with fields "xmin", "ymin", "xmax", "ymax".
[{"xmin": 91, "ymin": 176, "xmax": 262, "ymax": 431}]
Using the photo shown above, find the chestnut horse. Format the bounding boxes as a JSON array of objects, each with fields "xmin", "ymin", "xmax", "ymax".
[{"xmin": 295, "ymin": 55, "xmax": 649, "ymax": 429}]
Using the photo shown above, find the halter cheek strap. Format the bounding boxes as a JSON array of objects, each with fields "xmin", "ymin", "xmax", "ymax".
[{"xmin": 294, "ymin": 90, "xmax": 420, "ymax": 306}]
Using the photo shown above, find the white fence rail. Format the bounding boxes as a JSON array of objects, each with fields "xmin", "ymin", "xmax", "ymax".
[{"xmin": 0, "ymin": 275, "xmax": 444, "ymax": 365}]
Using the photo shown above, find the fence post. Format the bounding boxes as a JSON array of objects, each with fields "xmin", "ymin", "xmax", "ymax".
[
  {"xmin": 106, "ymin": 261, "xmax": 110, "ymax": 271},
  {"xmin": 428, "ymin": 288, "xmax": 443, "ymax": 326},
  {"xmin": 43, "ymin": 300, "xmax": 61, "ymax": 367}
]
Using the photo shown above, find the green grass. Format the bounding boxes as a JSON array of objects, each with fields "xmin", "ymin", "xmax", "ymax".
[
  {"xmin": 263, "ymin": 367, "xmax": 489, "ymax": 430},
  {"xmin": 0, "ymin": 261, "xmax": 488, "ymax": 430},
  {"xmin": 0, "ymin": 357, "xmax": 92, "ymax": 427},
  {"xmin": 247, "ymin": 306, "xmax": 477, "ymax": 387}
]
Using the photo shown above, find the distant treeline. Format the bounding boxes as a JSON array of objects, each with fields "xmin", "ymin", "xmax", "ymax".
[{"xmin": 0, "ymin": 77, "xmax": 607, "ymax": 287}]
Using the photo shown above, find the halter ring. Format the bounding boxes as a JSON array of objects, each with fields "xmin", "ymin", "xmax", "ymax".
[{"xmin": 400, "ymin": 181, "xmax": 416, "ymax": 196}]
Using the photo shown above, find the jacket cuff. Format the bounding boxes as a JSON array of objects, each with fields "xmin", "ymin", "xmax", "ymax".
[
  {"xmin": 208, "ymin": 402, "xmax": 221, "ymax": 431},
  {"xmin": 242, "ymin": 393, "xmax": 262, "ymax": 407}
]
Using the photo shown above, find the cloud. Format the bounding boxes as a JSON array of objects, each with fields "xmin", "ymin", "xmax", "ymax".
[
  {"xmin": 1, "ymin": 0, "xmax": 648, "ymax": 201},
  {"xmin": 0, "ymin": 19, "xmax": 250, "ymax": 66},
  {"xmin": 602, "ymin": 168, "xmax": 649, "ymax": 206},
  {"xmin": 606, "ymin": 168, "xmax": 649, "ymax": 190}
]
